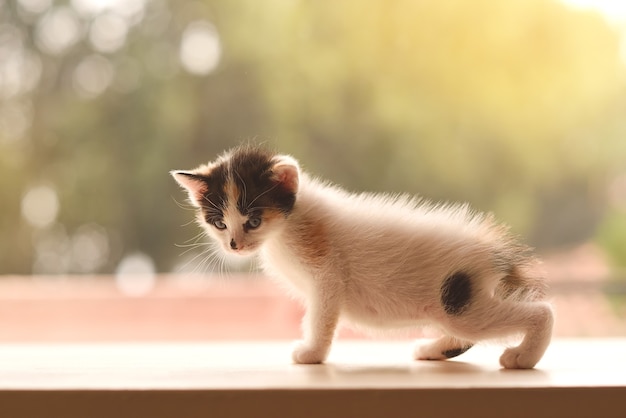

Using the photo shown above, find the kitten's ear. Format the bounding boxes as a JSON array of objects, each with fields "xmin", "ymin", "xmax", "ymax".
[
  {"xmin": 271, "ymin": 155, "xmax": 300, "ymax": 194},
  {"xmin": 170, "ymin": 170, "xmax": 209, "ymax": 207}
]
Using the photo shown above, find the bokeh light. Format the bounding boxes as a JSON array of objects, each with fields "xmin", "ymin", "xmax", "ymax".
[
  {"xmin": 17, "ymin": 0, "xmax": 53, "ymax": 15},
  {"xmin": 32, "ymin": 223, "xmax": 70, "ymax": 274},
  {"xmin": 35, "ymin": 6, "xmax": 82, "ymax": 55},
  {"xmin": 0, "ymin": 25, "xmax": 42, "ymax": 98},
  {"xmin": 70, "ymin": 223, "xmax": 110, "ymax": 273},
  {"xmin": 21, "ymin": 185, "xmax": 59, "ymax": 229},
  {"xmin": 89, "ymin": 12, "xmax": 129, "ymax": 53},
  {"xmin": 71, "ymin": 0, "xmax": 146, "ymax": 23},
  {"xmin": 115, "ymin": 252, "xmax": 156, "ymax": 297},
  {"xmin": 72, "ymin": 54, "xmax": 114, "ymax": 98},
  {"xmin": 179, "ymin": 21, "xmax": 221, "ymax": 75}
]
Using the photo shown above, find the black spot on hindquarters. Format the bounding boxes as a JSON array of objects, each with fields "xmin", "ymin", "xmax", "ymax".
[
  {"xmin": 441, "ymin": 271, "xmax": 472, "ymax": 315},
  {"xmin": 442, "ymin": 344, "xmax": 474, "ymax": 359}
]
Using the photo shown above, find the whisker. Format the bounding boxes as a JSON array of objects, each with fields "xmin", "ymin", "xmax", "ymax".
[
  {"xmin": 193, "ymin": 245, "xmax": 223, "ymax": 277},
  {"xmin": 175, "ymin": 241, "xmax": 212, "ymax": 249},
  {"xmin": 245, "ymin": 206, "xmax": 274, "ymax": 213},
  {"xmin": 181, "ymin": 218, "xmax": 199, "ymax": 227},
  {"xmin": 205, "ymin": 248, "xmax": 227, "ymax": 278},
  {"xmin": 176, "ymin": 243, "xmax": 214, "ymax": 258},
  {"xmin": 171, "ymin": 196, "xmax": 197, "ymax": 211},
  {"xmin": 176, "ymin": 251, "xmax": 207, "ymax": 275},
  {"xmin": 196, "ymin": 251, "xmax": 215, "ymax": 275},
  {"xmin": 173, "ymin": 231, "xmax": 211, "ymax": 259},
  {"xmin": 182, "ymin": 230, "xmax": 208, "ymax": 244},
  {"xmin": 202, "ymin": 194, "xmax": 223, "ymax": 212},
  {"xmin": 179, "ymin": 247, "xmax": 213, "ymax": 271}
]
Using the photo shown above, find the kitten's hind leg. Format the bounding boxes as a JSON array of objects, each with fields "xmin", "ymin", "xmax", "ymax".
[
  {"xmin": 497, "ymin": 302, "xmax": 554, "ymax": 369},
  {"xmin": 446, "ymin": 299, "xmax": 554, "ymax": 369},
  {"xmin": 414, "ymin": 335, "xmax": 474, "ymax": 361}
]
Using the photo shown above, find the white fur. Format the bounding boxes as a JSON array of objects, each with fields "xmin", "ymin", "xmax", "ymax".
[{"xmin": 174, "ymin": 152, "xmax": 554, "ymax": 369}]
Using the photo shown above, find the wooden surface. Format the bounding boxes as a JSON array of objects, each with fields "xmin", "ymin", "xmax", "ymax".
[{"xmin": 0, "ymin": 339, "xmax": 625, "ymax": 417}]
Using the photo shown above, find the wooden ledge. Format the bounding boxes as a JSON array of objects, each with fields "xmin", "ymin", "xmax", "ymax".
[{"xmin": 0, "ymin": 339, "xmax": 625, "ymax": 418}]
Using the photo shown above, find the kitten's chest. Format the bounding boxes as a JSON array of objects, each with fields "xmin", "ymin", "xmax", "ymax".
[{"xmin": 259, "ymin": 238, "xmax": 316, "ymax": 295}]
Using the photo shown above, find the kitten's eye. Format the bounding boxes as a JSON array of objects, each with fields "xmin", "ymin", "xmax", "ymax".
[
  {"xmin": 246, "ymin": 217, "xmax": 262, "ymax": 229},
  {"xmin": 213, "ymin": 220, "xmax": 227, "ymax": 230}
]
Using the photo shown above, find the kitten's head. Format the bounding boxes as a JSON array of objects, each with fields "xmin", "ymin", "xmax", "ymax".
[{"xmin": 171, "ymin": 146, "xmax": 299, "ymax": 256}]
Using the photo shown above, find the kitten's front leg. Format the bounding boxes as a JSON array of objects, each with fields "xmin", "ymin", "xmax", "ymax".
[{"xmin": 292, "ymin": 290, "xmax": 340, "ymax": 364}]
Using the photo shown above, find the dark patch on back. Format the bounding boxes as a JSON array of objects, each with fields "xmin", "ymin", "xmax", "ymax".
[
  {"xmin": 442, "ymin": 344, "xmax": 473, "ymax": 359},
  {"xmin": 441, "ymin": 271, "xmax": 472, "ymax": 315},
  {"xmin": 229, "ymin": 146, "xmax": 296, "ymax": 215}
]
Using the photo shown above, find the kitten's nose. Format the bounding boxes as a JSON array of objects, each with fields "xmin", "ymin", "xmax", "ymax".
[{"xmin": 230, "ymin": 239, "xmax": 238, "ymax": 250}]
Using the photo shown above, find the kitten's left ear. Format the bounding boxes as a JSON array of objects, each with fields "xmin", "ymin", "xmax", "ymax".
[
  {"xmin": 170, "ymin": 170, "xmax": 209, "ymax": 207},
  {"xmin": 271, "ymin": 155, "xmax": 300, "ymax": 194}
]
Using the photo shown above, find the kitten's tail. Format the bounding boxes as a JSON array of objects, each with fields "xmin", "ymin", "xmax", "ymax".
[{"xmin": 494, "ymin": 264, "xmax": 548, "ymax": 302}]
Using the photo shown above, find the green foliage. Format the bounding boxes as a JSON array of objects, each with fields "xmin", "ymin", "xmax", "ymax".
[
  {"xmin": 1, "ymin": 0, "xmax": 625, "ymax": 274},
  {"xmin": 596, "ymin": 210, "xmax": 626, "ymax": 269}
]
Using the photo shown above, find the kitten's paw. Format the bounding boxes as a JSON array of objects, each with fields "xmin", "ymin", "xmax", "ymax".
[
  {"xmin": 499, "ymin": 347, "xmax": 541, "ymax": 369},
  {"xmin": 413, "ymin": 343, "xmax": 446, "ymax": 361},
  {"xmin": 414, "ymin": 337, "xmax": 473, "ymax": 361},
  {"xmin": 291, "ymin": 341, "xmax": 327, "ymax": 364}
]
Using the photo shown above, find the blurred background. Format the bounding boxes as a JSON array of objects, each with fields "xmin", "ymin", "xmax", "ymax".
[{"xmin": 1, "ymin": 0, "xmax": 625, "ymax": 339}]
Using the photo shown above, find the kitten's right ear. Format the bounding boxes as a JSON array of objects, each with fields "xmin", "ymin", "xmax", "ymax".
[{"xmin": 171, "ymin": 170, "xmax": 208, "ymax": 207}]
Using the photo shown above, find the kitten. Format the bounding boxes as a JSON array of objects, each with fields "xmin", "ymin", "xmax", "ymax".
[{"xmin": 171, "ymin": 145, "xmax": 554, "ymax": 369}]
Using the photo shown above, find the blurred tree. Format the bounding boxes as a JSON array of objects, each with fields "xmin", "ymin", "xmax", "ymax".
[{"xmin": 0, "ymin": 0, "xmax": 624, "ymax": 274}]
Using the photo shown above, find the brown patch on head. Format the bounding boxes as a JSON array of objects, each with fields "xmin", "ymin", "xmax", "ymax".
[
  {"xmin": 228, "ymin": 146, "xmax": 298, "ymax": 216},
  {"xmin": 224, "ymin": 177, "xmax": 240, "ymax": 209},
  {"xmin": 172, "ymin": 146, "xmax": 300, "ymax": 254},
  {"xmin": 261, "ymin": 207, "xmax": 286, "ymax": 224}
]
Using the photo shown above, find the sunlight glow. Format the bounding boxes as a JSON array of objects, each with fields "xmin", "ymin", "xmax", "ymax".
[
  {"xmin": 560, "ymin": 0, "xmax": 626, "ymax": 67},
  {"xmin": 560, "ymin": 0, "xmax": 626, "ymax": 24}
]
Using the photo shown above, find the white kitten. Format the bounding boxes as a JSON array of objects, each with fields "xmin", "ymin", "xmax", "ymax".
[{"xmin": 172, "ymin": 145, "xmax": 554, "ymax": 369}]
